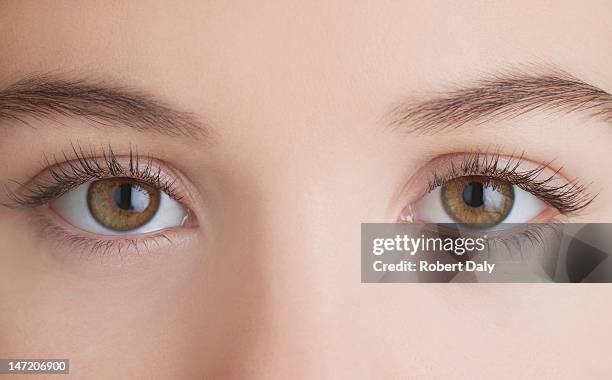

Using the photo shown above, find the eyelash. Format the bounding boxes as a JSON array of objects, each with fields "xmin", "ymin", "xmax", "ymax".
[
  {"xmin": 426, "ymin": 151, "xmax": 595, "ymax": 215},
  {"xmin": 32, "ymin": 212, "xmax": 177, "ymax": 258},
  {"xmin": 4, "ymin": 144, "xmax": 183, "ymax": 209},
  {"xmin": 1, "ymin": 146, "xmax": 595, "ymax": 259},
  {"xmin": 2, "ymin": 144, "xmax": 187, "ymax": 257}
]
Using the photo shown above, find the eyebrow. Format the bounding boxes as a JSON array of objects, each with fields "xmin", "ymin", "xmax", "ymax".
[
  {"xmin": 0, "ymin": 74, "xmax": 208, "ymax": 139},
  {"xmin": 389, "ymin": 70, "xmax": 612, "ymax": 133}
]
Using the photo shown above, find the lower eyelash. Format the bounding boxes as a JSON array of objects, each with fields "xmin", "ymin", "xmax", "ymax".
[
  {"xmin": 427, "ymin": 151, "xmax": 596, "ymax": 215},
  {"xmin": 481, "ymin": 223, "xmax": 563, "ymax": 260},
  {"xmin": 426, "ymin": 222, "xmax": 564, "ymax": 261},
  {"xmin": 31, "ymin": 211, "xmax": 178, "ymax": 259},
  {"xmin": 3, "ymin": 143, "xmax": 182, "ymax": 209}
]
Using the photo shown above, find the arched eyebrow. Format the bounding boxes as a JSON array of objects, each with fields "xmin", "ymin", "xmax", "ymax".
[
  {"xmin": 388, "ymin": 70, "xmax": 612, "ymax": 134},
  {"xmin": 0, "ymin": 74, "xmax": 209, "ymax": 140}
]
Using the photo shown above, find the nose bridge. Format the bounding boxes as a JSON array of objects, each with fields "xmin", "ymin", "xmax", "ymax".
[
  {"xmin": 251, "ymin": 174, "xmax": 343, "ymax": 331},
  {"xmin": 213, "ymin": 147, "xmax": 367, "ymax": 378}
]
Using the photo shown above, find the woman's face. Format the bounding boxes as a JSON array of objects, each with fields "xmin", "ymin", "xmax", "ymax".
[{"xmin": 1, "ymin": 1, "xmax": 611, "ymax": 378}]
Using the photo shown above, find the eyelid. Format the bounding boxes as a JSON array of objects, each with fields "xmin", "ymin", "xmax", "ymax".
[
  {"xmin": 396, "ymin": 151, "xmax": 595, "ymax": 218},
  {"xmin": 4, "ymin": 147, "xmax": 195, "ymax": 211},
  {"xmin": 30, "ymin": 208, "xmax": 192, "ymax": 260}
]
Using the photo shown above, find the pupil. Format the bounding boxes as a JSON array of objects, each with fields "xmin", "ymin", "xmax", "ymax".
[
  {"xmin": 462, "ymin": 181, "xmax": 484, "ymax": 207},
  {"xmin": 114, "ymin": 183, "xmax": 135, "ymax": 210}
]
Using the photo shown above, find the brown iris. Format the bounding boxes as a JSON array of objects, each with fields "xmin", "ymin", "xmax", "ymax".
[
  {"xmin": 441, "ymin": 176, "xmax": 514, "ymax": 227},
  {"xmin": 87, "ymin": 178, "xmax": 161, "ymax": 231}
]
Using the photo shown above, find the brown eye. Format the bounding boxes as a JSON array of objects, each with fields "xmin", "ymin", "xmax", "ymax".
[
  {"xmin": 441, "ymin": 176, "xmax": 514, "ymax": 227},
  {"xmin": 87, "ymin": 178, "xmax": 161, "ymax": 231}
]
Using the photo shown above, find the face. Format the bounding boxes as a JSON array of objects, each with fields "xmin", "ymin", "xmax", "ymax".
[{"xmin": 1, "ymin": 1, "xmax": 611, "ymax": 378}]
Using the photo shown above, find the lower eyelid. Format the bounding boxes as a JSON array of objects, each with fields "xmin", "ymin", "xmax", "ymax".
[
  {"xmin": 29, "ymin": 207, "xmax": 187, "ymax": 258},
  {"xmin": 18, "ymin": 209, "xmax": 202, "ymax": 276}
]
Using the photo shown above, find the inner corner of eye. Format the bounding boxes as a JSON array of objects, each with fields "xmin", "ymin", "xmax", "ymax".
[{"xmin": 48, "ymin": 178, "xmax": 189, "ymax": 236}]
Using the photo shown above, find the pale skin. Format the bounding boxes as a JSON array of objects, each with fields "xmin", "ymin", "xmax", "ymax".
[{"xmin": 1, "ymin": 1, "xmax": 612, "ymax": 379}]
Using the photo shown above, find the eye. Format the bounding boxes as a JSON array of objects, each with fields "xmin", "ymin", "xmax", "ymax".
[
  {"xmin": 50, "ymin": 177, "xmax": 187, "ymax": 235},
  {"xmin": 408, "ymin": 175, "xmax": 547, "ymax": 227}
]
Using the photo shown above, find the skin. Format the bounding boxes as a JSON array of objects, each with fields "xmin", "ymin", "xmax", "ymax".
[{"xmin": 1, "ymin": 0, "xmax": 612, "ymax": 378}]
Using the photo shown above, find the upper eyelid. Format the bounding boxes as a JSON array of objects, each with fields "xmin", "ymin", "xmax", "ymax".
[
  {"xmin": 426, "ymin": 152, "xmax": 560, "ymax": 189},
  {"xmin": 3, "ymin": 148, "xmax": 187, "ymax": 209},
  {"xmin": 423, "ymin": 152, "xmax": 595, "ymax": 214}
]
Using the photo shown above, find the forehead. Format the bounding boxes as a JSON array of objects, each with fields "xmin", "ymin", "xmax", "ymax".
[{"xmin": 1, "ymin": 1, "xmax": 611, "ymax": 132}]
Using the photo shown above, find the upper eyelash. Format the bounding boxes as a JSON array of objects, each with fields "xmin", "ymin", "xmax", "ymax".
[
  {"xmin": 427, "ymin": 151, "xmax": 596, "ymax": 214},
  {"xmin": 3, "ymin": 144, "xmax": 182, "ymax": 208}
]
